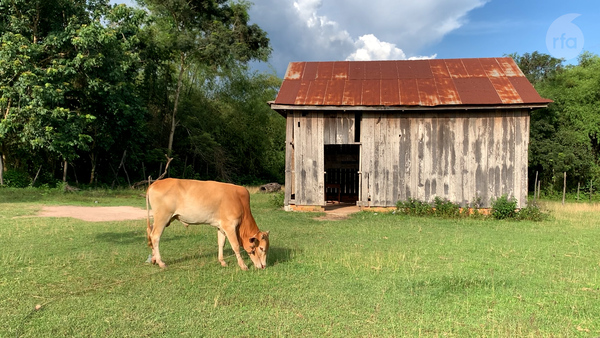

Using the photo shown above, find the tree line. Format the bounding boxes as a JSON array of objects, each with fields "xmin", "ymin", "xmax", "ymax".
[
  {"xmin": 511, "ymin": 51, "xmax": 600, "ymax": 198},
  {"xmin": 0, "ymin": 0, "xmax": 284, "ymax": 188},
  {"xmin": 1, "ymin": 1, "xmax": 600, "ymax": 197}
]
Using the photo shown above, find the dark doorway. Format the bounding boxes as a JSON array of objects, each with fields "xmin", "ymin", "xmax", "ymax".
[{"xmin": 324, "ymin": 144, "xmax": 360, "ymax": 204}]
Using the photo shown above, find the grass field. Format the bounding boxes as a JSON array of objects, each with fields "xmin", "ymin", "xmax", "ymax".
[{"xmin": 1, "ymin": 187, "xmax": 599, "ymax": 337}]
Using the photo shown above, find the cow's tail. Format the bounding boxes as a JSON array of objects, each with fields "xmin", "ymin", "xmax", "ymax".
[{"xmin": 146, "ymin": 179, "xmax": 153, "ymax": 247}]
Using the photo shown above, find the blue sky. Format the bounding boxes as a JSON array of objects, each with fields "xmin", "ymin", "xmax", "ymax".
[{"xmin": 112, "ymin": 0, "xmax": 600, "ymax": 77}]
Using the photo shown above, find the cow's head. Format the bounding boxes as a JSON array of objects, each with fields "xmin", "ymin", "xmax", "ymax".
[{"xmin": 248, "ymin": 231, "xmax": 270, "ymax": 269}]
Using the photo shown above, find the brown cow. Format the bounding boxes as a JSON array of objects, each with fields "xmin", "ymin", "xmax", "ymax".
[{"xmin": 146, "ymin": 178, "xmax": 269, "ymax": 270}]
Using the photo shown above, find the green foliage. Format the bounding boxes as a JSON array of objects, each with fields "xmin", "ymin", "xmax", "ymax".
[
  {"xmin": 516, "ymin": 201, "xmax": 549, "ymax": 221},
  {"xmin": 396, "ymin": 198, "xmax": 434, "ymax": 216},
  {"xmin": 490, "ymin": 195, "xmax": 517, "ymax": 220},
  {"xmin": 432, "ymin": 196, "xmax": 463, "ymax": 218},
  {"xmin": 2, "ymin": 169, "xmax": 31, "ymax": 188},
  {"xmin": 269, "ymin": 191, "xmax": 285, "ymax": 209},
  {"xmin": 518, "ymin": 52, "xmax": 600, "ymax": 195}
]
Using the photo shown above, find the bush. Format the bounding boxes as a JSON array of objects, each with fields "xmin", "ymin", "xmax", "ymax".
[
  {"xmin": 3, "ymin": 169, "xmax": 32, "ymax": 188},
  {"xmin": 396, "ymin": 198, "xmax": 433, "ymax": 216},
  {"xmin": 270, "ymin": 191, "xmax": 285, "ymax": 209},
  {"xmin": 491, "ymin": 195, "xmax": 517, "ymax": 220},
  {"xmin": 516, "ymin": 201, "xmax": 549, "ymax": 221},
  {"xmin": 433, "ymin": 196, "xmax": 463, "ymax": 218}
]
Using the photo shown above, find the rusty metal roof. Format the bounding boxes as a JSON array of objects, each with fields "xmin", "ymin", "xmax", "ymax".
[{"xmin": 272, "ymin": 58, "xmax": 551, "ymax": 109}]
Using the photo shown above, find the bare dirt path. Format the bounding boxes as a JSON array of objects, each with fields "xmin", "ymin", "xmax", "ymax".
[
  {"xmin": 34, "ymin": 203, "xmax": 361, "ymax": 222},
  {"xmin": 36, "ymin": 206, "xmax": 149, "ymax": 222}
]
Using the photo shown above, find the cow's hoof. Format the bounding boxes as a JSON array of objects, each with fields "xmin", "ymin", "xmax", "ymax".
[
  {"xmin": 158, "ymin": 262, "xmax": 167, "ymax": 268},
  {"xmin": 240, "ymin": 265, "xmax": 249, "ymax": 271},
  {"xmin": 219, "ymin": 261, "xmax": 228, "ymax": 267}
]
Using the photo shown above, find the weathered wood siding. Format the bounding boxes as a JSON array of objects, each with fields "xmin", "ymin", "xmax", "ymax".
[
  {"xmin": 359, "ymin": 110, "xmax": 530, "ymax": 208},
  {"xmin": 324, "ymin": 113, "xmax": 355, "ymax": 145},
  {"xmin": 285, "ymin": 112, "xmax": 325, "ymax": 206}
]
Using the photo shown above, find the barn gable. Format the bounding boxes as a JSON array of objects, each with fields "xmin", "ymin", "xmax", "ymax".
[{"xmin": 270, "ymin": 58, "xmax": 551, "ymax": 210}]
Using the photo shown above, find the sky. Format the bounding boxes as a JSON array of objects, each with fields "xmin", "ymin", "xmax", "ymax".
[{"xmin": 113, "ymin": 0, "xmax": 600, "ymax": 78}]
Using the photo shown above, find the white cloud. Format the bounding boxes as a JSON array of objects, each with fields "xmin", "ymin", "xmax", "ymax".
[{"xmin": 248, "ymin": 0, "xmax": 488, "ymax": 75}]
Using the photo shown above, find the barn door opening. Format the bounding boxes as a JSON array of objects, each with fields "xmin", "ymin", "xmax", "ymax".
[{"xmin": 324, "ymin": 144, "xmax": 360, "ymax": 204}]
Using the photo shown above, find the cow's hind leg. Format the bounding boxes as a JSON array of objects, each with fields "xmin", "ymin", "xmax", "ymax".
[
  {"xmin": 217, "ymin": 229, "xmax": 228, "ymax": 267},
  {"xmin": 221, "ymin": 221, "xmax": 248, "ymax": 270},
  {"xmin": 149, "ymin": 211, "xmax": 172, "ymax": 268}
]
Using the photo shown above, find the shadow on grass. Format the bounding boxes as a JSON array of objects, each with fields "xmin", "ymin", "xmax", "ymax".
[
  {"xmin": 157, "ymin": 246, "xmax": 298, "ymax": 268},
  {"xmin": 95, "ymin": 231, "xmax": 188, "ymax": 245}
]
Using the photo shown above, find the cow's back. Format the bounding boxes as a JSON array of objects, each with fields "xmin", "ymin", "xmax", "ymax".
[{"xmin": 147, "ymin": 178, "xmax": 247, "ymax": 226}]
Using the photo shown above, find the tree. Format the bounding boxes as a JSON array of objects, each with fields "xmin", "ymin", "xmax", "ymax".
[
  {"xmin": 0, "ymin": 0, "xmax": 148, "ymax": 185},
  {"xmin": 508, "ymin": 51, "xmax": 564, "ymax": 85},
  {"xmin": 138, "ymin": 0, "xmax": 271, "ymax": 156}
]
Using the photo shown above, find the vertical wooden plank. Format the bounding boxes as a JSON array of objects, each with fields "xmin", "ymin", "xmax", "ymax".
[
  {"xmin": 361, "ymin": 113, "xmax": 375, "ymax": 206},
  {"xmin": 284, "ymin": 113, "xmax": 295, "ymax": 206},
  {"xmin": 467, "ymin": 113, "xmax": 478, "ymax": 206},
  {"xmin": 390, "ymin": 115, "xmax": 400, "ymax": 205},
  {"xmin": 316, "ymin": 112, "xmax": 325, "ymax": 206},
  {"xmin": 397, "ymin": 114, "xmax": 408, "ymax": 201},
  {"xmin": 373, "ymin": 113, "xmax": 382, "ymax": 205}
]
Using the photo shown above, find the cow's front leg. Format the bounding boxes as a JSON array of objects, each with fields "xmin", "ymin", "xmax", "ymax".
[
  {"xmin": 217, "ymin": 229, "xmax": 228, "ymax": 267},
  {"xmin": 223, "ymin": 225, "xmax": 248, "ymax": 270}
]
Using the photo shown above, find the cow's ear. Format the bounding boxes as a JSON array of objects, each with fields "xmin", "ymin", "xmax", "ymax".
[{"xmin": 261, "ymin": 231, "xmax": 269, "ymax": 239}]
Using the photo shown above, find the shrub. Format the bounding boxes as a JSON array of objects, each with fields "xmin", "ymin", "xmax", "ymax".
[
  {"xmin": 3, "ymin": 169, "xmax": 32, "ymax": 188},
  {"xmin": 433, "ymin": 196, "xmax": 463, "ymax": 218},
  {"xmin": 396, "ymin": 198, "xmax": 433, "ymax": 216},
  {"xmin": 516, "ymin": 201, "xmax": 549, "ymax": 221},
  {"xmin": 270, "ymin": 191, "xmax": 285, "ymax": 209},
  {"xmin": 491, "ymin": 195, "xmax": 517, "ymax": 220}
]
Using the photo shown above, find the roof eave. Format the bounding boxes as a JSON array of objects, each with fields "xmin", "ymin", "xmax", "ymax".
[{"xmin": 270, "ymin": 102, "xmax": 551, "ymax": 115}]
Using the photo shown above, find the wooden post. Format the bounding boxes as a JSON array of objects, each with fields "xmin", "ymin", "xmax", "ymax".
[
  {"xmin": 537, "ymin": 180, "xmax": 541, "ymax": 200},
  {"xmin": 577, "ymin": 182, "xmax": 580, "ymax": 201},
  {"xmin": 590, "ymin": 180, "xmax": 593, "ymax": 201},
  {"xmin": 562, "ymin": 172, "xmax": 566, "ymax": 205},
  {"xmin": 534, "ymin": 171, "xmax": 538, "ymax": 200}
]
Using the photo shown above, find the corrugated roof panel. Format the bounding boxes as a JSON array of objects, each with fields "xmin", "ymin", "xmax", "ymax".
[
  {"xmin": 323, "ymin": 80, "xmax": 345, "ymax": 105},
  {"xmin": 398, "ymin": 79, "xmax": 421, "ymax": 105},
  {"xmin": 365, "ymin": 62, "xmax": 381, "ymax": 80},
  {"xmin": 429, "ymin": 59, "xmax": 451, "ymax": 78},
  {"xmin": 445, "ymin": 59, "xmax": 469, "ymax": 78},
  {"xmin": 304, "ymin": 80, "xmax": 328, "ymax": 105},
  {"xmin": 362, "ymin": 79, "xmax": 381, "ymax": 105},
  {"xmin": 332, "ymin": 61, "xmax": 349, "ymax": 80},
  {"xmin": 302, "ymin": 62, "xmax": 319, "ymax": 81},
  {"xmin": 498, "ymin": 58, "xmax": 524, "ymax": 77},
  {"xmin": 294, "ymin": 80, "xmax": 311, "ymax": 105},
  {"xmin": 434, "ymin": 77, "xmax": 461, "ymax": 105},
  {"xmin": 417, "ymin": 78, "xmax": 440, "ymax": 106},
  {"xmin": 342, "ymin": 80, "xmax": 362, "ymax": 105},
  {"xmin": 380, "ymin": 61, "xmax": 398, "ymax": 79},
  {"xmin": 397, "ymin": 60, "xmax": 433, "ymax": 78},
  {"xmin": 316, "ymin": 62, "xmax": 334, "ymax": 80},
  {"xmin": 489, "ymin": 76, "xmax": 522, "ymax": 104},
  {"xmin": 284, "ymin": 62, "xmax": 305, "ymax": 80},
  {"xmin": 274, "ymin": 80, "xmax": 301, "ymax": 104},
  {"xmin": 461, "ymin": 58, "xmax": 487, "ymax": 77},
  {"xmin": 273, "ymin": 58, "xmax": 551, "ymax": 108},
  {"xmin": 479, "ymin": 58, "xmax": 505, "ymax": 78},
  {"xmin": 454, "ymin": 78, "xmax": 502, "ymax": 104},
  {"xmin": 509, "ymin": 77, "xmax": 551, "ymax": 103},
  {"xmin": 380, "ymin": 79, "xmax": 400, "ymax": 106},
  {"xmin": 349, "ymin": 62, "xmax": 366, "ymax": 79}
]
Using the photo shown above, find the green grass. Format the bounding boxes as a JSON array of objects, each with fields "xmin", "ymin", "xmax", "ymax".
[{"xmin": 1, "ymin": 189, "xmax": 599, "ymax": 337}]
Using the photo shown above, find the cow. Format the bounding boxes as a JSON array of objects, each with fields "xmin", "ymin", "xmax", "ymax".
[{"xmin": 145, "ymin": 178, "xmax": 270, "ymax": 270}]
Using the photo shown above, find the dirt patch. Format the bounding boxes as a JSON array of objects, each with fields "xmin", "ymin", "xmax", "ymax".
[
  {"xmin": 315, "ymin": 204, "xmax": 361, "ymax": 221},
  {"xmin": 36, "ymin": 206, "xmax": 150, "ymax": 222}
]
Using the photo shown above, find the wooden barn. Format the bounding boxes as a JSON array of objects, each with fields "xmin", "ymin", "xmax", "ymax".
[{"xmin": 269, "ymin": 58, "xmax": 551, "ymax": 211}]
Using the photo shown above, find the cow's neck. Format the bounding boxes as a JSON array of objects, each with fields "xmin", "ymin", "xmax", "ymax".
[{"xmin": 238, "ymin": 212, "xmax": 260, "ymax": 252}]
